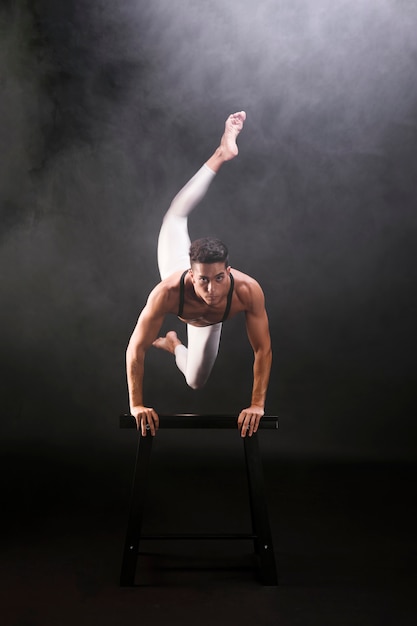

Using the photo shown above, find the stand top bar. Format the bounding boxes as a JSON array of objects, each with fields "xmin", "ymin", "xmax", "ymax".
[{"xmin": 119, "ymin": 414, "xmax": 279, "ymax": 430}]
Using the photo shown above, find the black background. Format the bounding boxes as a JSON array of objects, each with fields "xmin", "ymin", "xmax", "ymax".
[{"xmin": 1, "ymin": 2, "xmax": 416, "ymax": 624}]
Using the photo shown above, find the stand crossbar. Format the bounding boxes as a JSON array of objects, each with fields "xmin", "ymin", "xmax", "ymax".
[{"xmin": 120, "ymin": 413, "xmax": 279, "ymax": 430}]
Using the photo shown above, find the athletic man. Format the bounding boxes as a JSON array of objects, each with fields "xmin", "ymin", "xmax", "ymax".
[{"xmin": 126, "ymin": 111, "xmax": 272, "ymax": 437}]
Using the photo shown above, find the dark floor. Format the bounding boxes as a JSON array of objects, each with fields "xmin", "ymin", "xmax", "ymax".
[{"xmin": 2, "ymin": 432, "xmax": 417, "ymax": 626}]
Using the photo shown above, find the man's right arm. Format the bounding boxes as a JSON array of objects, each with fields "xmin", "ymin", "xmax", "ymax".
[{"xmin": 126, "ymin": 285, "xmax": 169, "ymax": 436}]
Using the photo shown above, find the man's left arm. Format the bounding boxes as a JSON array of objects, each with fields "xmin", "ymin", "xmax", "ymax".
[{"xmin": 238, "ymin": 283, "xmax": 272, "ymax": 437}]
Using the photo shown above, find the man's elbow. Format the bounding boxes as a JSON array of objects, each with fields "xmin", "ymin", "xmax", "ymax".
[
  {"xmin": 255, "ymin": 345, "xmax": 272, "ymax": 363},
  {"xmin": 126, "ymin": 338, "xmax": 146, "ymax": 364}
]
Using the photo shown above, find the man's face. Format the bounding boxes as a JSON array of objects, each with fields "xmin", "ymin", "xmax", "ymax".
[{"xmin": 189, "ymin": 262, "xmax": 231, "ymax": 306}]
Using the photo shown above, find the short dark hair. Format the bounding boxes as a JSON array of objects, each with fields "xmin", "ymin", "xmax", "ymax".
[{"xmin": 189, "ymin": 237, "xmax": 229, "ymax": 267}]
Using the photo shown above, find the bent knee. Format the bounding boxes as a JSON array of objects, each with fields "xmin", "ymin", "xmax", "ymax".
[{"xmin": 185, "ymin": 376, "xmax": 208, "ymax": 390}]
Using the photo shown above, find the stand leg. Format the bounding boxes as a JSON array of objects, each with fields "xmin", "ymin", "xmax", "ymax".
[
  {"xmin": 244, "ymin": 434, "xmax": 278, "ymax": 585},
  {"xmin": 120, "ymin": 434, "xmax": 153, "ymax": 586}
]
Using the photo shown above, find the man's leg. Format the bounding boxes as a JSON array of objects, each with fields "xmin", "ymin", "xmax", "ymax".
[
  {"xmin": 155, "ymin": 164, "xmax": 221, "ymax": 388},
  {"xmin": 154, "ymin": 111, "xmax": 246, "ymax": 388},
  {"xmin": 173, "ymin": 323, "xmax": 222, "ymax": 389},
  {"xmin": 155, "ymin": 163, "xmax": 221, "ymax": 389},
  {"xmin": 157, "ymin": 110, "xmax": 246, "ymax": 278},
  {"xmin": 157, "ymin": 165, "xmax": 216, "ymax": 279}
]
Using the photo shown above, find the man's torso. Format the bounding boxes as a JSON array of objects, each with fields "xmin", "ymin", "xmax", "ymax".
[{"xmin": 161, "ymin": 268, "xmax": 257, "ymax": 327}]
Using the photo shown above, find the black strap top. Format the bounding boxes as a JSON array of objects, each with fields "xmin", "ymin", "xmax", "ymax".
[{"xmin": 177, "ymin": 270, "xmax": 234, "ymax": 323}]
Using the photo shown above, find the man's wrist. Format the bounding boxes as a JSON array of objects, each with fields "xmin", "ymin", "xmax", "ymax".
[{"xmin": 250, "ymin": 401, "xmax": 265, "ymax": 409}]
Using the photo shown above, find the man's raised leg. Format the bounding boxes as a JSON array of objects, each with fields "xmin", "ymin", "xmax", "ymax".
[
  {"xmin": 157, "ymin": 165, "xmax": 216, "ymax": 279},
  {"xmin": 157, "ymin": 110, "xmax": 247, "ymax": 279}
]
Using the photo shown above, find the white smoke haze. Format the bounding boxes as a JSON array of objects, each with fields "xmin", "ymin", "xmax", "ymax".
[
  {"xmin": 1, "ymin": 0, "xmax": 416, "ymax": 455},
  {"xmin": 99, "ymin": 0, "xmax": 417, "ymax": 153},
  {"xmin": 2, "ymin": 0, "xmax": 416, "ymax": 303}
]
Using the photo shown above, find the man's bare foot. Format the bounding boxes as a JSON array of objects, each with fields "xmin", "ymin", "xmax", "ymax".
[
  {"xmin": 152, "ymin": 330, "xmax": 182, "ymax": 355},
  {"xmin": 220, "ymin": 111, "xmax": 246, "ymax": 161},
  {"xmin": 206, "ymin": 111, "xmax": 246, "ymax": 172}
]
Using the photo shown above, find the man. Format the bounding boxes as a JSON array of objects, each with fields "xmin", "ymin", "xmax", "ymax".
[{"xmin": 126, "ymin": 111, "xmax": 272, "ymax": 437}]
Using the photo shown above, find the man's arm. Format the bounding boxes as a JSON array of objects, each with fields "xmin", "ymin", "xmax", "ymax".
[
  {"xmin": 126, "ymin": 285, "xmax": 169, "ymax": 436},
  {"xmin": 237, "ymin": 282, "xmax": 272, "ymax": 437}
]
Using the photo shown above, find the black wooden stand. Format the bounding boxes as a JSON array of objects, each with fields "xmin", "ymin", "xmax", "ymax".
[{"xmin": 119, "ymin": 414, "xmax": 278, "ymax": 586}]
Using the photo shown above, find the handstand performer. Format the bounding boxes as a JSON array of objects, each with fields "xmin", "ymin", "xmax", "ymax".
[{"xmin": 126, "ymin": 111, "xmax": 272, "ymax": 437}]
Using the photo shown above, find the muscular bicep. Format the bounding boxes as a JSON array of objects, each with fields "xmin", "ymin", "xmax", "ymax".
[
  {"xmin": 128, "ymin": 307, "xmax": 164, "ymax": 354},
  {"xmin": 245, "ymin": 308, "xmax": 271, "ymax": 353},
  {"xmin": 244, "ymin": 284, "xmax": 271, "ymax": 353},
  {"xmin": 127, "ymin": 286, "xmax": 169, "ymax": 354}
]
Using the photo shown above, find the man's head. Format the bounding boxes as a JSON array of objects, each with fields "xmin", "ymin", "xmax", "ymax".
[
  {"xmin": 189, "ymin": 237, "xmax": 229, "ymax": 268},
  {"xmin": 189, "ymin": 238, "xmax": 231, "ymax": 306}
]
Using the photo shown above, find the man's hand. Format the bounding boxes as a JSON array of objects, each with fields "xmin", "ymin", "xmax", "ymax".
[
  {"xmin": 131, "ymin": 406, "xmax": 159, "ymax": 436},
  {"xmin": 237, "ymin": 405, "xmax": 264, "ymax": 438}
]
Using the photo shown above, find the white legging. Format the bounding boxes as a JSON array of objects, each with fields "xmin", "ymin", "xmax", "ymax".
[{"xmin": 157, "ymin": 164, "xmax": 222, "ymax": 390}]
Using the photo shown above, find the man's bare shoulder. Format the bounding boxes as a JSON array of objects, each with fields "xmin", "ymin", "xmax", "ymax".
[
  {"xmin": 231, "ymin": 268, "xmax": 265, "ymax": 308},
  {"xmin": 146, "ymin": 270, "xmax": 183, "ymax": 313},
  {"xmin": 158, "ymin": 269, "xmax": 185, "ymax": 291},
  {"xmin": 231, "ymin": 268, "xmax": 263, "ymax": 291}
]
